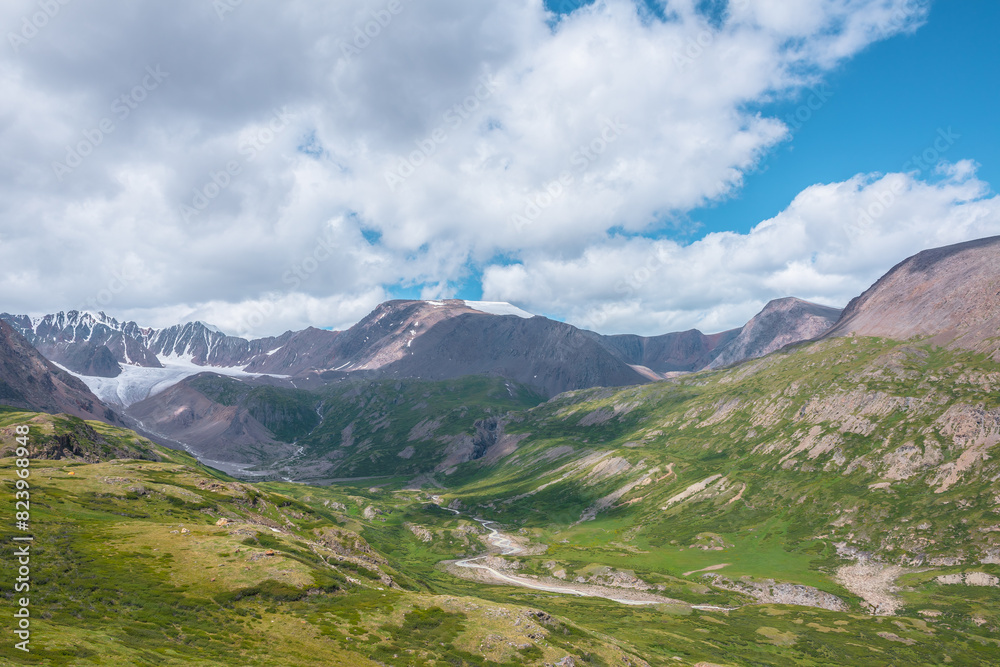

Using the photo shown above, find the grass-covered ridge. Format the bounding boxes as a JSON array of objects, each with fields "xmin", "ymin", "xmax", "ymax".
[{"xmin": 0, "ymin": 408, "xmax": 162, "ymax": 462}]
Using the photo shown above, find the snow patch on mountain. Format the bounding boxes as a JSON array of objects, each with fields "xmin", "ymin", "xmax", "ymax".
[
  {"xmin": 463, "ymin": 301, "xmax": 534, "ymax": 318},
  {"xmin": 196, "ymin": 321, "xmax": 226, "ymax": 335}
]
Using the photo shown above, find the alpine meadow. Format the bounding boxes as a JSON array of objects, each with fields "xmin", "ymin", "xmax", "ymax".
[{"xmin": 3, "ymin": 1, "xmax": 1000, "ymax": 666}]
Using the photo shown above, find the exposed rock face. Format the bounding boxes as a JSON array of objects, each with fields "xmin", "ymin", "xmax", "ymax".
[
  {"xmin": 371, "ymin": 301, "xmax": 649, "ymax": 396},
  {"xmin": 937, "ymin": 572, "xmax": 1000, "ymax": 587},
  {"xmin": 0, "ymin": 320, "xmax": 117, "ymax": 423},
  {"xmin": 2, "ymin": 311, "xmax": 162, "ymax": 368},
  {"xmin": 56, "ymin": 342, "xmax": 122, "ymax": 378},
  {"xmin": 930, "ymin": 404, "xmax": 1000, "ymax": 493},
  {"xmin": 707, "ymin": 298, "xmax": 841, "ymax": 369},
  {"xmin": 435, "ymin": 418, "xmax": 518, "ymax": 472},
  {"xmin": 148, "ymin": 321, "xmax": 285, "ymax": 366},
  {"xmin": 824, "ymin": 235, "xmax": 1000, "ymax": 356},
  {"xmin": 405, "ymin": 523, "xmax": 433, "ymax": 542},
  {"xmin": 240, "ymin": 327, "xmax": 341, "ymax": 375},
  {"xmin": 471, "ymin": 417, "xmax": 504, "ymax": 461},
  {"xmin": 834, "ymin": 562, "xmax": 909, "ymax": 615},
  {"xmin": 706, "ymin": 574, "xmax": 848, "ymax": 611},
  {"xmin": 126, "ymin": 379, "xmax": 295, "ymax": 464},
  {"xmin": 0, "ymin": 418, "xmax": 158, "ymax": 462}
]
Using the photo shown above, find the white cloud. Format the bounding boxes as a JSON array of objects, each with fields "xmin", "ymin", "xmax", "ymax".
[
  {"xmin": 113, "ymin": 288, "xmax": 389, "ymax": 339},
  {"xmin": 0, "ymin": 0, "xmax": 936, "ymax": 335},
  {"xmin": 483, "ymin": 161, "xmax": 1000, "ymax": 335}
]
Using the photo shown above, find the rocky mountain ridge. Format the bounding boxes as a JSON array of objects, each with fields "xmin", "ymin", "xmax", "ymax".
[{"xmin": 3, "ymin": 296, "xmax": 843, "ymax": 399}]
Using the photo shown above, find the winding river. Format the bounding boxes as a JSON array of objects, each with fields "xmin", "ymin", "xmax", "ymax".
[{"xmin": 445, "ymin": 508, "xmax": 733, "ymax": 609}]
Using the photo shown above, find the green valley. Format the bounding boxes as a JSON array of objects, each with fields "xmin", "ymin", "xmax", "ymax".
[{"xmin": 4, "ymin": 332, "xmax": 1000, "ymax": 665}]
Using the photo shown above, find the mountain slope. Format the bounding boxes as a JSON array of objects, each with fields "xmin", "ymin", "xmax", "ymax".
[
  {"xmin": 825, "ymin": 235, "xmax": 1000, "ymax": 356},
  {"xmin": 439, "ymin": 335, "xmax": 1000, "ymax": 626},
  {"xmin": 0, "ymin": 414, "xmax": 650, "ymax": 667},
  {"xmin": 127, "ymin": 377, "xmax": 298, "ymax": 466},
  {"xmin": 1, "ymin": 311, "xmax": 161, "ymax": 372},
  {"xmin": 0, "ymin": 409, "xmax": 159, "ymax": 461},
  {"xmin": 595, "ymin": 327, "xmax": 740, "ymax": 373},
  {"xmin": 0, "ymin": 320, "xmax": 117, "ymax": 423},
  {"xmin": 369, "ymin": 302, "xmax": 649, "ymax": 396},
  {"xmin": 128, "ymin": 373, "xmax": 545, "ymax": 476},
  {"xmin": 706, "ymin": 297, "xmax": 842, "ymax": 369}
]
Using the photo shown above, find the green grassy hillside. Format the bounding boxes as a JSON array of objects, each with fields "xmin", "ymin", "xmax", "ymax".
[
  {"xmin": 0, "ymin": 414, "xmax": 644, "ymax": 666},
  {"xmin": 4, "ymin": 335, "xmax": 1000, "ymax": 665},
  {"xmin": 186, "ymin": 374, "xmax": 545, "ymax": 481}
]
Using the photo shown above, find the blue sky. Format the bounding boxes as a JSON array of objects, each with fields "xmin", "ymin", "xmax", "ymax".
[
  {"xmin": 3, "ymin": 0, "xmax": 1000, "ymax": 337},
  {"xmin": 446, "ymin": 0, "xmax": 1000, "ymax": 318},
  {"xmin": 688, "ymin": 0, "xmax": 1000, "ymax": 239}
]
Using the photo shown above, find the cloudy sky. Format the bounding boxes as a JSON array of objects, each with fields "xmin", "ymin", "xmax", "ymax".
[{"xmin": 1, "ymin": 0, "xmax": 998, "ymax": 337}]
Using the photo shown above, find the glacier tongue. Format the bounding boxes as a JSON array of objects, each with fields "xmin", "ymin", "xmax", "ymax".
[{"xmin": 56, "ymin": 359, "xmax": 285, "ymax": 408}]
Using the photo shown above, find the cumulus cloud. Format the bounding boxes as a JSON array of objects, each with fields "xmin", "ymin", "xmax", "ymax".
[
  {"xmin": 483, "ymin": 161, "xmax": 1000, "ymax": 335},
  {"xmin": 0, "ymin": 0, "xmax": 938, "ymax": 335}
]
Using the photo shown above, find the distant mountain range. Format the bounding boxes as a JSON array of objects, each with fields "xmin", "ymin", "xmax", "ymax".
[
  {"xmin": 0, "ymin": 296, "xmax": 841, "ymax": 403},
  {"xmin": 7, "ymin": 235, "xmax": 1000, "ymax": 470}
]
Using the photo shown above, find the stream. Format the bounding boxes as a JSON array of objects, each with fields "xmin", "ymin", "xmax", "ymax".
[{"xmin": 445, "ymin": 508, "xmax": 734, "ymax": 609}]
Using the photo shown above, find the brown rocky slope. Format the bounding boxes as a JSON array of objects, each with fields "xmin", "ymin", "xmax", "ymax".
[
  {"xmin": 0, "ymin": 320, "xmax": 117, "ymax": 423},
  {"xmin": 824, "ymin": 235, "xmax": 1000, "ymax": 357}
]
